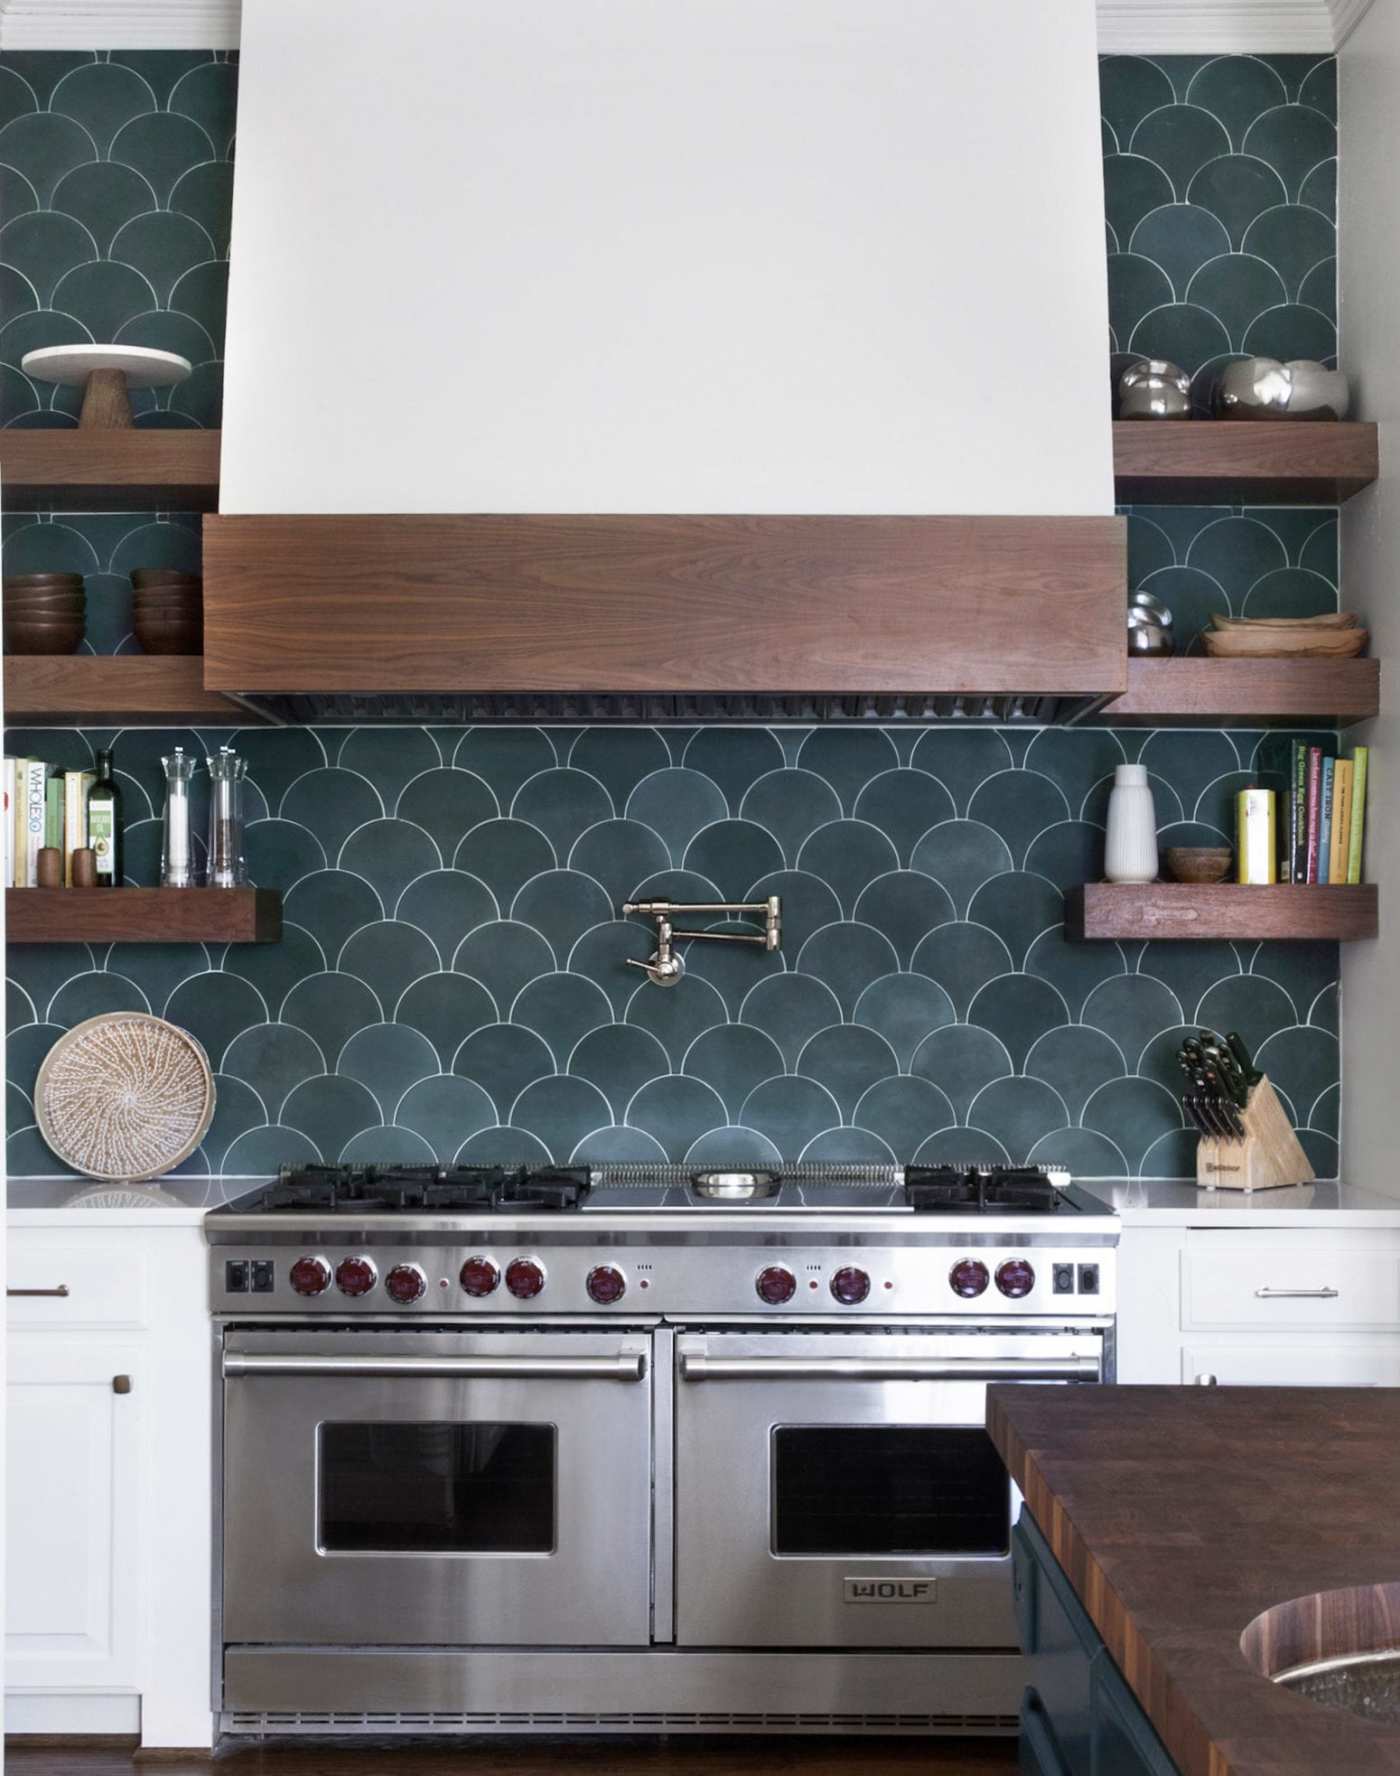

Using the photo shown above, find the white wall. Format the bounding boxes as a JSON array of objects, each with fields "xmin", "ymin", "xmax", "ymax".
[
  {"xmin": 220, "ymin": 0, "xmax": 1112, "ymax": 516},
  {"xmin": 1339, "ymin": 8, "xmax": 1400, "ymax": 1196}
]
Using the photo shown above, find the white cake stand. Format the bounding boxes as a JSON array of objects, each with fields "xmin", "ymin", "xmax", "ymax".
[{"xmin": 21, "ymin": 344, "xmax": 193, "ymax": 429}]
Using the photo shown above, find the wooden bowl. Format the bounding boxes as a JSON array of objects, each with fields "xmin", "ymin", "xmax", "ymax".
[
  {"xmin": 5, "ymin": 623, "xmax": 84, "ymax": 655},
  {"xmin": 4, "ymin": 571, "xmax": 84, "ymax": 590},
  {"xmin": 134, "ymin": 619, "xmax": 201, "ymax": 656},
  {"xmin": 1212, "ymin": 612, "xmax": 1360, "ymax": 631},
  {"xmin": 1166, "ymin": 846, "xmax": 1234, "ymax": 884},
  {"xmin": 133, "ymin": 592, "xmax": 202, "ymax": 611},
  {"xmin": 6, "ymin": 591, "xmax": 86, "ymax": 610},
  {"xmin": 1203, "ymin": 626, "xmax": 1368, "ymax": 658},
  {"xmin": 130, "ymin": 569, "xmax": 202, "ymax": 588}
]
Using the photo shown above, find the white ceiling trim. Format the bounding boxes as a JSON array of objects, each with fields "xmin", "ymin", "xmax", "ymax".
[
  {"xmin": 0, "ymin": 0, "xmax": 1372, "ymax": 55},
  {"xmin": 0, "ymin": 1, "xmax": 241, "ymax": 49},
  {"xmin": 1098, "ymin": 0, "xmax": 1376, "ymax": 52}
]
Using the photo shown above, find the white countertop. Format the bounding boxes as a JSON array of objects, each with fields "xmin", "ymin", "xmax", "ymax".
[{"xmin": 1101, "ymin": 1179, "xmax": 1400, "ymax": 1227}]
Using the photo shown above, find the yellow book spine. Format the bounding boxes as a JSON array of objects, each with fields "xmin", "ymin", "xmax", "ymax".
[
  {"xmin": 1331, "ymin": 760, "xmax": 1353, "ymax": 887},
  {"xmin": 1348, "ymin": 746, "xmax": 1369, "ymax": 884},
  {"xmin": 1236, "ymin": 788, "xmax": 1277, "ymax": 884}
]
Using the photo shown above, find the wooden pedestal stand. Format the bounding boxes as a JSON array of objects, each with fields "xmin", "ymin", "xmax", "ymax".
[
  {"xmin": 1196, "ymin": 1075, "xmax": 1315, "ymax": 1192},
  {"xmin": 19, "ymin": 345, "xmax": 192, "ymax": 429}
]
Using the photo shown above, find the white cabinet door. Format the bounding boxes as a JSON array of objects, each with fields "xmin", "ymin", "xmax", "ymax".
[
  {"xmin": 1182, "ymin": 1342, "xmax": 1400, "ymax": 1387},
  {"xmin": 5, "ymin": 1339, "xmax": 143, "ymax": 1688}
]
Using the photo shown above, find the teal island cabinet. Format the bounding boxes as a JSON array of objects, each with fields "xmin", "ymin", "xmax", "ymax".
[{"xmin": 1013, "ymin": 1509, "xmax": 1178, "ymax": 1776}]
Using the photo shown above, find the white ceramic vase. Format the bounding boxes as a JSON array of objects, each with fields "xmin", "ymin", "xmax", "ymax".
[{"xmin": 1104, "ymin": 763, "xmax": 1159, "ymax": 883}]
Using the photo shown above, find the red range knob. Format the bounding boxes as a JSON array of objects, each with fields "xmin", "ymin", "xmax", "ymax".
[
  {"xmin": 996, "ymin": 1258, "xmax": 1036, "ymax": 1299},
  {"xmin": 289, "ymin": 1254, "xmax": 331, "ymax": 1297},
  {"xmin": 830, "ymin": 1266, "xmax": 871, "ymax": 1305},
  {"xmin": 586, "ymin": 1264, "xmax": 627, "ymax": 1304},
  {"xmin": 385, "ymin": 1263, "xmax": 426, "ymax": 1305},
  {"xmin": 459, "ymin": 1255, "xmax": 500, "ymax": 1298},
  {"xmin": 335, "ymin": 1255, "xmax": 378, "ymax": 1298},
  {"xmin": 505, "ymin": 1257, "xmax": 547, "ymax": 1299},
  {"xmin": 949, "ymin": 1258, "xmax": 990, "ymax": 1298},
  {"xmin": 755, "ymin": 1264, "xmax": 797, "ymax": 1305}
]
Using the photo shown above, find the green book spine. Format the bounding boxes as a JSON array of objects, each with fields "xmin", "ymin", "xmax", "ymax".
[
  {"xmin": 44, "ymin": 777, "xmax": 64, "ymax": 851},
  {"xmin": 1347, "ymin": 745, "xmax": 1369, "ymax": 884}
]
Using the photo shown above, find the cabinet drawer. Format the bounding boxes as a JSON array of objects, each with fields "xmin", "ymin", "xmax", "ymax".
[
  {"xmin": 1182, "ymin": 1238, "xmax": 1400, "ymax": 1332},
  {"xmin": 6, "ymin": 1238, "xmax": 149, "ymax": 1331},
  {"xmin": 1183, "ymin": 1341, "xmax": 1400, "ymax": 1387},
  {"xmin": 1013, "ymin": 1514, "xmax": 1095, "ymax": 1776}
]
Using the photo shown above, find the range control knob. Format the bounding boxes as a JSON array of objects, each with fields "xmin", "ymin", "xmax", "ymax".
[
  {"xmin": 949, "ymin": 1258, "xmax": 990, "ymax": 1298},
  {"xmin": 335, "ymin": 1255, "xmax": 378, "ymax": 1298},
  {"xmin": 385, "ymin": 1262, "xmax": 426, "ymax": 1305},
  {"xmin": 830, "ymin": 1265, "xmax": 871, "ymax": 1305},
  {"xmin": 586, "ymin": 1264, "xmax": 626, "ymax": 1304},
  {"xmin": 289, "ymin": 1254, "xmax": 331, "ymax": 1297},
  {"xmin": 505, "ymin": 1257, "xmax": 547, "ymax": 1300},
  {"xmin": 755, "ymin": 1264, "xmax": 797, "ymax": 1305},
  {"xmin": 996, "ymin": 1258, "xmax": 1036, "ymax": 1300},
  {"xmin": 459, "ymin": 1255, "xmax": 500, "ymax": 1298}
]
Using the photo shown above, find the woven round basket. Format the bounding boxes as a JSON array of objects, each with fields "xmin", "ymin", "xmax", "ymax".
[{"xmin": 35, "ymin": 1012, "xmax": 216, "ymax": 1182}]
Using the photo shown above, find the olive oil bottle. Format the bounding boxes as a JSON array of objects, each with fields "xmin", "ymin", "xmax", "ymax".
[{"xmin": 86, "ymin": 748, "xmax": 123, "ymax": 887}]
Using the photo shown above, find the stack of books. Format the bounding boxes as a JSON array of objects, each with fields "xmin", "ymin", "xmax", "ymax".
[
  {"xmin": 2, "ymin": 757, "xmax": 94, "ymax": 887},
  {"xmin": 1284, "ymin": 741, "xmax": 1369, "ymax": 885}
]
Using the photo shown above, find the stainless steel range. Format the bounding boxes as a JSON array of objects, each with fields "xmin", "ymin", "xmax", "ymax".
[{"xmin": 205, "ymin": 1160, "xmax": 1118, "ymax": 1738}]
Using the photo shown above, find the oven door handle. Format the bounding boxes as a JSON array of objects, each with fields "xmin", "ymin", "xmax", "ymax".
[
  {"xmin": 678, "ymin": 1354, "xmax": 1099, "ymax": 1382},
  {"xmin": 223, "ymin": 1352, "xmax": 647, "ymax": 1381}
]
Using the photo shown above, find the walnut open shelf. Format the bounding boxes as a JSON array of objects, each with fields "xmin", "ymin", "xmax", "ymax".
[
  {"xmin": 4, "ymin": 656, "xmax": 262, "ymax": 726},
  {"xmin": 1096, "ymin": 657, "xmax": 1380, "ymax": 726},
  {"xmin": 0, "ymin": 429, "xmax": 221, "ymax": 511},
  {"xmin": 5, "ymin": 887, "xmax": 282, "ymax": 944},
  {"xmin": 1113, "ymin": 420, "xmax": 1378, "ymax": 504},
  {"xmin": 1067, "ymin": 882, "xmax": 1378, "ymax": 942}
]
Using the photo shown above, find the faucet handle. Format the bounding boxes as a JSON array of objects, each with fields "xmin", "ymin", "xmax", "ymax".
[{"xmin": 626, "ymin": 951, "xmax": 685, "ymax": 987}]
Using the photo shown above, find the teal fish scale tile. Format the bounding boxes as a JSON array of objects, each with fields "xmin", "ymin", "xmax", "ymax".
[
  {"xmin": 3, "ymin": 725, "xmax": 1340, "ymax": 1189},
  {"xmin": 1103, "ymin": 54, "xmax": 1337, "ymax": 411},
  {"xmin": 0, "ymin": 49, "xmax": 236, "ymax": 429}
]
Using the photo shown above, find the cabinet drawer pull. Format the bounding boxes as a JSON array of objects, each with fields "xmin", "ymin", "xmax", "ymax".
[
  {"xmin": 6, "ymin": 1284, "xmax": 70, "ymax": 1298},
  {"xmin": 1254, "ymin": 1285, "xmax": 1339, "ymax": 1299},
  {"xmin": 112, "ymin": 1375, "xmax": 132, "ymax": 1395}
]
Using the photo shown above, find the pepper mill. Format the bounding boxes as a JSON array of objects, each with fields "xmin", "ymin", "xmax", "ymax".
[{"xmin": 206, "ymin": 746, "xmax": 248, "ymax": 888}]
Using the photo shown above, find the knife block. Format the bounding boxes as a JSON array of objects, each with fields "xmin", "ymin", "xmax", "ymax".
[{"xmin": 1195, "ymin": 1075, "xmax": 1315, "ymax": 1193}]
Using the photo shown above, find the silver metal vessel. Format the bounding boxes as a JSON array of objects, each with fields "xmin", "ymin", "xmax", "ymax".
[{"xmin": 206, "ymin": 1160, "xmax": 1118, "ymax": 1738}]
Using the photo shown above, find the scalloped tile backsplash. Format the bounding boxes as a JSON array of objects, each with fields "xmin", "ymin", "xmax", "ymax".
[{"xmin": 2, "ymin": 51, "xmax": 1343, "ymax": 1190}]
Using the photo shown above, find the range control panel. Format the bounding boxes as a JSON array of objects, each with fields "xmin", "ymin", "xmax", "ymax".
[{"xmin": 210, "ymin": 1242, "xmax": 1116, "ymax": 1318}]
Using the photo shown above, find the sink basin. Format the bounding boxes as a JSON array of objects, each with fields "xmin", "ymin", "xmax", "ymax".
[
  {"xmin": 1276, "ymin": 1651, "xmax": 1400, "ymax": 1725},
  {"xmin": 1242, "ymin": 1581, "xmax": 1400, "ymax": 1723}
]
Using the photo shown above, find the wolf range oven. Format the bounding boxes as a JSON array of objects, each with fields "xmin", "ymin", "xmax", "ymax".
[{"xmin": 208, "ymin": 1162, "xmax": 1117, "ymax": 1735}]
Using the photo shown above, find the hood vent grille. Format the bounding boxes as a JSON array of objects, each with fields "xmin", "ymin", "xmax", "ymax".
[{"xmin": 232, "ymin": 690, "xmax": 1077, "ymax": 727}]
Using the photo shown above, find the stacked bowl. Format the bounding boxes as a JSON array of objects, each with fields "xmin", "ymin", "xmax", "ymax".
[
  {"xmin": 4, "ymin": 572, "xmax": 86, "ymax": 654},
  {"xmin": 132, "ymin": 569, "xmax": 202, "ymax": 655}
]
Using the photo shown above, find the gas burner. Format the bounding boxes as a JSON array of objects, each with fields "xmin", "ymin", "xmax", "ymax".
[
  {"xmin": 496, "ymin": 1166, "xmax": 591, "ymax": 1212},
  {"xmin": 253, "ymin": 1163, "xmax": 589, "ymax": 1215},
  {"xmin": 903, "ymin": 1165, "xmax": 1062, "ymax": 1214}
]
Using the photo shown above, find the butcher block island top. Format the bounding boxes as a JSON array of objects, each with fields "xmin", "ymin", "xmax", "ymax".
[{"xmin": 988, "ymin": 1386, "xmax": 1400, "ymax": 1776}]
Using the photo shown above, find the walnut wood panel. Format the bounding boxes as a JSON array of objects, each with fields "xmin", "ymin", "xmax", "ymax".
[
  {"xmin": 3, "ymin": 656, "xmax": 257, "ymax": 725},
  {"xmin": 0, "ymin": 431, "xmax": 221, "ymax": 511},
  {"xmin": 1113, "ymin": 420, "xmax": 1378, "ymax": 503},
  {"xmin": 201, "ymin": 514, "xmax": 1128, "ymax": 697},
  {"xmin": 988, "ymin": 1386, "xmax": 1400, "ymax": 1776},
  {"xmin": 2, "ymin": 1738, "xmax": 1018, "ymax": 1775},
  {"xmin": 5, "ymin": 888, "xmax": 281, "ymax": 944},
  {"xmin": 1067, "ymin": 883, "xmax": 1377, "ymax": 941},
  {"xmin": 1099, "ymin": 657, "xmax": 1380, "ymax": 726}
]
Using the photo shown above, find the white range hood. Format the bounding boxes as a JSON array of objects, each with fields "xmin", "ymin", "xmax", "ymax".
[{"xmin": 219, "ymin": 0, "xmax": 1113, "ymax": 518}]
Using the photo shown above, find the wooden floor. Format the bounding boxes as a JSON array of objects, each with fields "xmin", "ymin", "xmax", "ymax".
[{"xmin": 5, "ymin": 1734, "xmax": 1019, "ymax": 1774}]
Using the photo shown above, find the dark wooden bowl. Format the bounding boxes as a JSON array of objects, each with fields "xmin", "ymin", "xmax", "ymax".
[
  {"xmin": 5, "ymin": 624, "xmax": 84, "ymax": 655},
  {"xmin": 134, "ymin": 620, "xmax": 201, "ymax": 655},
  {"xmin": 4, "ymin": 572, "xmax": 84, "ymax": 591},
  {"xmin": 130, "ymin": 569, "xmax": 203, "ymax": 588}
]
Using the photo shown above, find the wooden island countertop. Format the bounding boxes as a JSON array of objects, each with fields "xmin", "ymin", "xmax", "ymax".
[{"xmin": 987, "ymin": 1386, "xmax": 1400, "ymax": 1776}]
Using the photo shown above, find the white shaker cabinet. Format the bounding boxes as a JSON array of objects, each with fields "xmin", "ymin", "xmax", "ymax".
[
  {"xmin": 1118, "ymin": 1222, "xmax": 1400, "ymax": 1386},
  {"xmin": 5, "ymin": 1217, "xmax": 213, "ymax": 1748}
]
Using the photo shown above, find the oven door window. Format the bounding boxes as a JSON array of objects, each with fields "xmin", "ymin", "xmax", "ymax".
[
  {"xmin": 771, "ymin": 1425, "xmax": 1010, "ymax": 1557},
  {"xmin": 318, "ymin": 1422, "xmax": 556, "ymax": 1554}
]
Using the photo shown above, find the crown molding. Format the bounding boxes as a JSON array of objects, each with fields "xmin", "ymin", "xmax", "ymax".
[
  {"xmin": 0, "ymin": 1, "xmax": 240, "ymax": 49},
  {"xmin": 0, "ymin": 0, "xmax": 1371, "ymax": 56}
]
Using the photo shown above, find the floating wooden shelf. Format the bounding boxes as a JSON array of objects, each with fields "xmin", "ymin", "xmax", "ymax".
[
  {"xmin": 0, "ymin": 429, "xmax": 221, "ymax": 511},
  {"xmin": 5, "ymin": 887, "xmax": 281, "ymax": 944},
  {"xmin": 1113, "ymin": 420, "xmax": 1378, "ymax": 504},
  {"xmin": 3, "ymin": 656, "xmax": 261, "ymax": 726},
  {"xmin": 1067, "ymin": 882, "xmax": 1377, "ymax": 942},
  {"xmin": 1096, "ymin": 657, "xmax": 1380, "ymax": 726}
]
